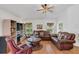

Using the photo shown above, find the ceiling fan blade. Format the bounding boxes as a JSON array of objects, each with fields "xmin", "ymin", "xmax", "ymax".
[
  {"xmin": 48, "ymin": 6, "xmax": 55, "ymax": 9},
  {"xmin": 37, "ymin": 9, "xmax": 44, "ymax": 11},
  {"xmin": 41, "ymin": 4, "xmax": 46, "ymax": 9}
]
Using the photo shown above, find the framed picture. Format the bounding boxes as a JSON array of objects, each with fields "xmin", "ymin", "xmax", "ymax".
[{"xmin": 37, "ymin": 24, "xmax": 43, "ymax": 29}]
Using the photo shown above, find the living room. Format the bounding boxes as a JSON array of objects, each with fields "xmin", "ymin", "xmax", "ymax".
[{"xmin": 0, "ymin": 4, "xmax": 79, "ymax": 54}]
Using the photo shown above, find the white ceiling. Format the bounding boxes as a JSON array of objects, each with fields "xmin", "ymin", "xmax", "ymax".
[{"xmin": 0, "ymin": 4, "xmax": 73, "ymax": 20}]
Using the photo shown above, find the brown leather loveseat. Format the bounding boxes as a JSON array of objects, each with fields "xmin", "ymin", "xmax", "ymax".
[{"xmin": 51, "ymin": 32, "xmax": 75, "ymax": 50}]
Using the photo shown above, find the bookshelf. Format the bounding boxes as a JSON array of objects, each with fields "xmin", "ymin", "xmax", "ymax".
[{"xmin": 3, "ymin": 20, "xmax": 17, "ymax": 40}]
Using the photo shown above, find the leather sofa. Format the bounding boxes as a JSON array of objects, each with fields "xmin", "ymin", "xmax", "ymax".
[
  {"xmin": 51, "ymin": 32, "xmax": 75, "ymax": 50},
  {"xmin": 33, "ymin": 30, "xmax": 51, "ymax": 41}
]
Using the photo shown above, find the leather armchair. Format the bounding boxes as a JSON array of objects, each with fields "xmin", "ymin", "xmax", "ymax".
[
  {"xmin": 6, "ymin": 37, "xmax": 32, "ymax": 54},
  {"xmin": 51, "ymin": 32, "xmax": 75, "ymax": 50}
]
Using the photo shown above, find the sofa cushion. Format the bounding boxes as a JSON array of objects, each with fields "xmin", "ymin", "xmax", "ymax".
[
  {"xmin": 58, "ymin": 32, "xmax": 75, "ymax": 40},
  {"xmin": 64, "ymin": 33, "xmax": 70, "ymax": 39},
  {"xmin": 67, "ymin": 34, "xmax": 72, "ymax": 40},
  {"xmin": 70, "ymin": 34, "xmax": 75, "ymax": 40}
]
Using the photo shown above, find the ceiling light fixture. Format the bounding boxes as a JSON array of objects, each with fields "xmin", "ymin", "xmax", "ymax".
[{"xmin": 37, "ymin": 4, "xmax": 55, "ymax": 14}]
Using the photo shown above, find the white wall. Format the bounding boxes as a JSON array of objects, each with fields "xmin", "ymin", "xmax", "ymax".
[
  {"xmin": 67, "ymin": 5, "xmax": 79, "ymax": 33},
  {"xmin": 57, "ymin": 10, "xmax": 68, "ymax": 32},
  {"xmin": 57, "ymin": 5, "xmax": 79, "ymax": 33}
]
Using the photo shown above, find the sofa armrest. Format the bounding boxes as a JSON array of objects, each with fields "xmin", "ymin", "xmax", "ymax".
[
  {"xmin": 51, "ymin": 37, "xmax": 58, "ymax": 42},
  {"xmin": 59, "ymin": 39, "xmax": 75, "ymax": 43}
]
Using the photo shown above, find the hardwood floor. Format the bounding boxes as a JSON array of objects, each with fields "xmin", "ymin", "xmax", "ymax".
[{"xmin": 32, "ymin": 41, "xmax": 79, "ymax": 54}]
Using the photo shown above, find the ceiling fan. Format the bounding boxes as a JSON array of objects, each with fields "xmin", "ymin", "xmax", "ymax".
[{"xmin": 37, "ymin": 4, "xmax": 55, "ymax": 13}]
